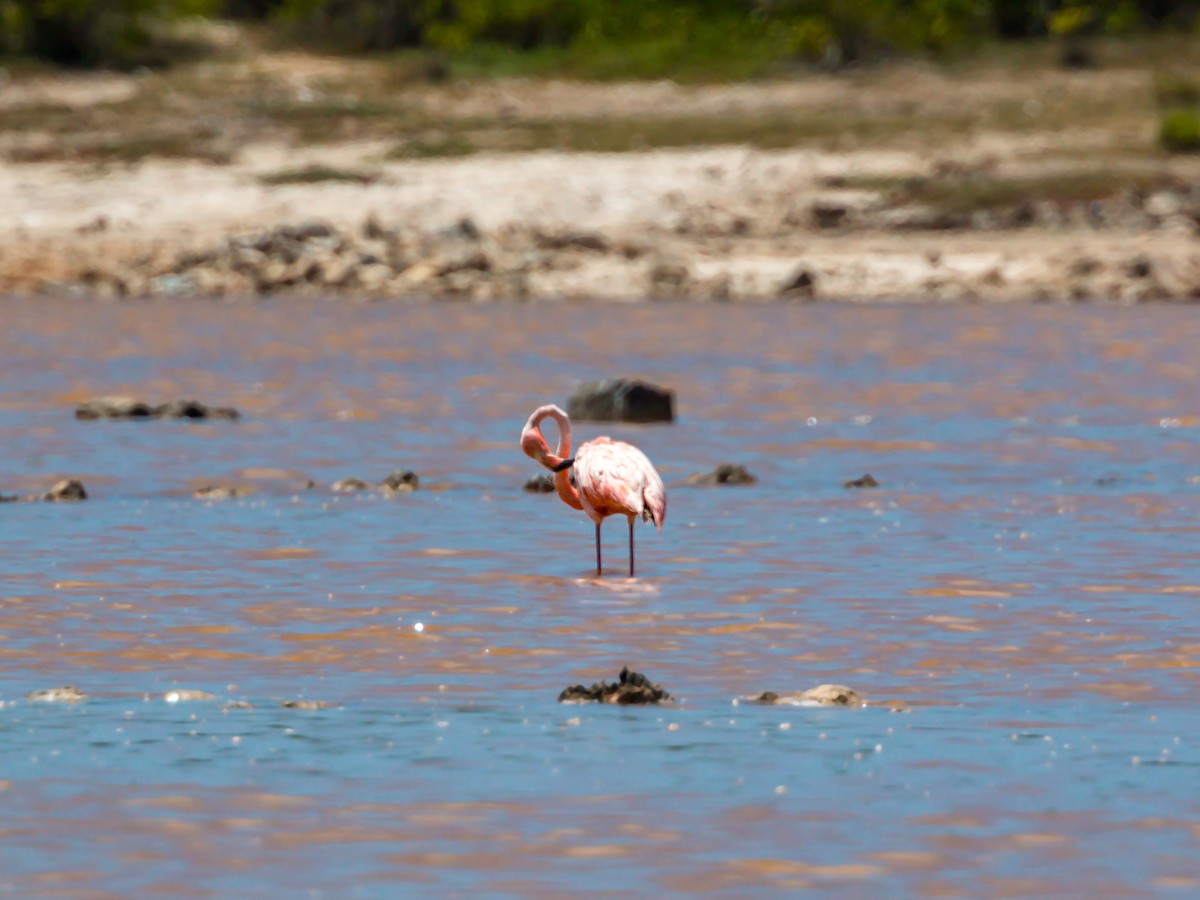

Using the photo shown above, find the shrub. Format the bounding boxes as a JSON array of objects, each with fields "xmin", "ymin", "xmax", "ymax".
[
  {"xmin": 1160, "ymin": 108, "xmax": 1200, "ymax": 153},
  {"xmin": 0, "ymin": 0, "xmax": 219, "ymax": 68}
]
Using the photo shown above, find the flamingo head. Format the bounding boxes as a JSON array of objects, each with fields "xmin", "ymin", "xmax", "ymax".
[{"xmin": 520, "ymin": 404, "xmax": 572, "ymax": 470}]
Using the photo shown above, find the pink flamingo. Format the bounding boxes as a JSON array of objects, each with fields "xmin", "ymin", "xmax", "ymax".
[{"xmin": 521, "ymin": 404, "xmax": 666, "ymax": 577}]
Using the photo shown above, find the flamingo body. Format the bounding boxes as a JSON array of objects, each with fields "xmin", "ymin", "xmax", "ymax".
[{"xmin": 521, "ymin": 404, "xmax": 666, "ymax": 576}]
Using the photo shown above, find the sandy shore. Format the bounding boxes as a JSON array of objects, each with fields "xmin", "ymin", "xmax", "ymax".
[{"xmin": 3, "ymin": 53, "xmax": 1199, "ymax": 302}]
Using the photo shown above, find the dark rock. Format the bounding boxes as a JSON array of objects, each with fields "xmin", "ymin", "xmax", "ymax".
[
  {"xmin": 0, "ymin": 493, "xmax": 19, "ymax": 503},
  {"xmin": 810, "ymin": 202, "xmax": 849, "ymax": 229},
  {"xmin": 76, "ymin": 396, "xmax": 157, "ymax": 420},
  {"xmin": 844, "ymin": 473, "xmax": 879, "ymax": 488},
  {"xmin": 523, "ymin": 474, "xmax": 556, "ymax": 493},
  {"xmin": 558, "ymin": 667, "xmax": 671, "ymax": 705},
  {"xmin": 1126, "ymin": 255, "xmax": 1153, "ymax": 279},
  {"xmin": 685, "ymin": 464, "xmax": 758, "ymax": 486},
  {"xmin": 780, "ymin": 266, "xmax": 818, "ymax": 299},
  {"xmin": 158, "ymin": 399, "xmax": 240, "ymax": 420},
  {"xmin": 380, "ymin": 470, "xmax": 419, "ymax": 493},
  {"xmin": 45, "ymin": 479, "xmax": 87, "ymax": 501},
  {"xmin": 76, "ymin": 397, "xmax": 239, "ymax": 421},
  {"xmin": 567, "ymin": 378, "xmax": 675, "ymax": 424}
]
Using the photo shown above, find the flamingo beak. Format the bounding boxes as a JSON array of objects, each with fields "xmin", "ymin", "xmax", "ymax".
[{"xmin": 551, "ymin": 458, "xmax": 575, "ymax": 472}]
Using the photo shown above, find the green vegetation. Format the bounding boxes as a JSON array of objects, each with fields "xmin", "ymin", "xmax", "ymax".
[
  {"xmin": 2, "ymin": 1, "xmax": 1198, "ymax": 75},
  {"xmin": 0, "ymin": 0, "xmax": 219, "ymax": 67},
  {"xmin": 1160, "ymin": 108, "xmax": 1200, "ymax": 152},
  {"xmin": 845, "ymin": 168, "xmax": 1173, "ymax": 216}
]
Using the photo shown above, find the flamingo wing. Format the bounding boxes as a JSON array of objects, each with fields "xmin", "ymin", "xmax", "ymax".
[{"xmin": 575, "ymin": 438, "xmax": 666, "ymax": 529}]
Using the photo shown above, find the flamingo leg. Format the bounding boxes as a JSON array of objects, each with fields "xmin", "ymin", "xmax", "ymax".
[
  {"xmin": 628, "ymin": 516, "xmax": 635, "ymax": 578},
  {"xmin": 595, "ymin": 521, "xmax": 602, "ymax": 576}
]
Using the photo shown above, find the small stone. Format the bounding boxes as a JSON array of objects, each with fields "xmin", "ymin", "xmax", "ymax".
[
  {"xmin": 45, "ymin": 479, "xmax": 87, "ymax": 501},
  {"xmin": 224, "ymin": 700, "xmax": 255, "ymax": 710},
  {"xmin": 159, "ymin": 399, "xmax": 240, "ymax": 420},
  {"xmin": 379, "ymin": 470, "xmax": 419, "ymax": 493},
  {"xmin": 194, "ymin": 485, "xmax": 241, "ymax": 500},
  {"xmin": 164, "ymin": 689, "xmax": 216, "ymax": 702},
  {"xmin": 332, "ymin": 477, "xmax": 371, "ymax": 492},
  {"xmin": 685, "ymin": 464, "xmax": 757, "ymax": 486},
  {"xmin": 810, "ymin": 202, "xmax": 848, "ymax": 229},
  {"xmin": 737, "ymin": 684, "xmax": 862, "ymax": 707},
  {"xmin": 567, "ymin": 378, "xmax": 675, "ymax": 423},
  {"xmin": 281, "ymin": 700, "xmax": 332, "ymax": 710},
  {"xmin": 780, "ymin": 266, "xmax": 818, "ymax": 299},
  {"xmin": 844, "ymin": 473, "xmax": 880, "ymax": 488},
  {"xmin": 523, "ymin": 474, "xmax": 556, "ymax": 493},
  {"xmin": 75, "ymin": 396, "xmax": 156, "ymax": 420},
  {"xmin": 27, "ymin": 685, "xmax": 87, "ymax": 703}
]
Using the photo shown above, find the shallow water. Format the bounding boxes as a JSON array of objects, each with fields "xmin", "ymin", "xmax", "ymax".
[{"xmin": 2, "ymin": 299, "xmax": 1200, "ymax": 896}]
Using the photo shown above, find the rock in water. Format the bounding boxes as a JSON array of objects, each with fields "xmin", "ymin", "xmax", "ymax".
[
  {"xmin": 158, "ymin": 399, "xmax": 240, "ymax": 420},
  {"xmin": 45, "ymin": 479, "xmax": 87, "ymax": 501},
  {"xmin": 685, "ymin": 464, "xmax": 757, "ymax": 486},
  {"xmin": 844, "ymin": 474, "xmax": 880, "ymax": 489},
  {"xmin": 558, "ymin": 667, "xmax": 671, "ymax": 705},
  {"xmin": 75, "ymin": 396, "xmax": 156, "ymax": 419},
  {"xmin": 27, "ymin": 685, "xmax": 87, "ymax": 703},
  {"xmin": 75, "ymin": 397, "xmax": 239, "ymax": 420},
  {"xmin": 193, "ymin": 485, "xmax": 242, "ymax": 500},
  {"xmin": 567, "ymin": 379, "xmax": 675, "ymax": 423},
  {"xmin": 379, "ymin": 471, "xmax": 419, "ymax": 493},
  {"xmin": 163, "ymin": 690, "xmax": 216, "ymax": 702},
  {"xmin": 737, "ymin": 684, "xmax": 862, "ymax": 707},
  {"xmin": 523, "ymin": 474, "xmax": 556, "ymax": 493},
  {"xmin": 332, "ymin": 477, "xmax": 372, "ymax": 492}
]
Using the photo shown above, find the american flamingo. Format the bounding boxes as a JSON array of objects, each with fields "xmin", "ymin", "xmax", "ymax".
[{"xmin": 521, "ymin": 404, "xmax": 666, "ymax": 577}]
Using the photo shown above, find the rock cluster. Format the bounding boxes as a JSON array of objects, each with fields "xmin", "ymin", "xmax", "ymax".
[
  {"xmin": 76, "ymin": 397, "xmax": 239, "ymax": 421},
  {"xmin": 567, "ymin": 378, "xmax": 675, "ymax": 423},
  {"xmin": 558, "ymin": 667, "xmax": 671, "ymax": 705}
]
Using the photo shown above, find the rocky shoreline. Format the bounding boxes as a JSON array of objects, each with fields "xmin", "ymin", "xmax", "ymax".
[{"xmin": 25, "ymin": 180, "xmax": 1200, "ymax": 304}]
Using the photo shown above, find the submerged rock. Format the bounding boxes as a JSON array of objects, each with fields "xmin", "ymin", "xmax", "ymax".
[
  {"xmin": 567, "ymin": 378, "xmax": 675, "ymax": 424},
  {"xmin": 844, "ymin": 473, "xmax": 880, "ymax": 489},
  {"xmin": 737, "ymin": 684, "xmax": 863, "ymax": 707},
  {"xmin": 27, "ymin": 685, "xmax": 87, "ymax": 703},
  {"xmin": 193, "ymin": 485, "xmax": 242, "ymax": 500},
  {"xmin": 523, "ymin": 474, "xmax": 556, "ymax": 493},
  {"xmin": 332, "ymin": 477, "xmax": 372, "ymax": 492},
  {"xmin": 558, "ymin": 667, "xmax": 671, "ymax": 705},
  {"xmin": 158, "ymin": 399, "xmax": 240, "ymax": 421},
  {"xmin": 685, "ymin": 464, "xmax": 757, "ymax": 486},
  {"xmin": 0, "ymin": 492, "xmax": 19, "ymax": 503},
  {"xmin": 282, "ymin": 700, "xmax": 333, "ymax": 710},
  {"xmin": 379, "ymin": 470, "xmax": 419, "ymax": 493},
  {"xmin": 224, "ymin": 700, "xmax": 254, "ymax": 710},
  {"xmin": 75, "ymin": 397, "xmax": 239, "ymax": 421},
  {"xmin": 75, "ymin": 396, "xmax": 157, "ymax": 420},
  {"xmin": 44, "ymin": 479, "xmax": 87, "ymax": 501},
  {"xmin": 164, "ymin": 689, "xmax": 216, "ymax": 702}
]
